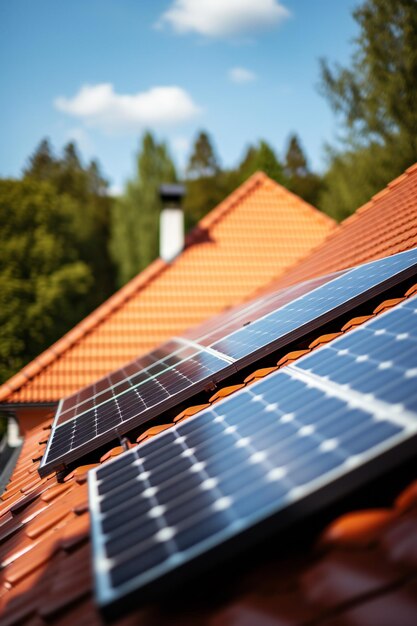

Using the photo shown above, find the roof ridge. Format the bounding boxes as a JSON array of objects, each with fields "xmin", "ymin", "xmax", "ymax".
[
  {"xmin": 186, "ymin": 172, "xmax": 334, "ymax": 241},
  {"xmin": 262, "ymin": 176, "xmax": 336, "ymax": 225},
  {"xmin": 0, "ymin": 172, "xmax": 290, "ymax": 403}
]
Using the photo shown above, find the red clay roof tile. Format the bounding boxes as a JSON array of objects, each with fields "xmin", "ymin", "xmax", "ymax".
[
  {"xmin": 260, "ymin": 163, "xmax": 417, "ymax": 294},
  {"xmin": 136, "ymin": 423, "xmax": 174, "ymax": 442},
  {"xmin": 173, "ymin": 403, "xmax": 212, "ymax": 423},
  {"xmin": 1, "ymin": 165, "xmax": 417, "ymax": 625},
  {"xmin": 209, "ymin": 384, "xmax": 246, "ymax": 403},
  {"xmin": 300, "ymin": 548, "xmax": 403, "ymax": 612},
  {"xmin": 0, "ymin": 172, "xmax": 335, "ymax": 405},
  {"xmin": 244, "ymin": 366, "xmax": 279, "ymax": 383},
  {"xmin": 319, "ymin": 510, "xmax": 395, "ymax": 549},
  {"xmin": 395, "ymin": 481, "xmax": 417, "ymax": 512}
]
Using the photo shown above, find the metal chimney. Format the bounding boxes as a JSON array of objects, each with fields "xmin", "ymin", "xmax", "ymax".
[{"xmin": 159, "ymin": 184, "xmax": 185, "ymax": 263}]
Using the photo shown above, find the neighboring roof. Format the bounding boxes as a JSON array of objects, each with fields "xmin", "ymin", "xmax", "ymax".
[
  {"xmin": 1, "ymin": 164, "xmax": 417, "ymax": 626},
  {"xmin": 0, "ymin": 172, "xmax": 334, "ymax": 405}
]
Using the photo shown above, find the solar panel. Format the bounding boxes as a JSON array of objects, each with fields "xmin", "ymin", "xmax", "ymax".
[
  {"xmin": 89, "ymin": 295, "xmax": 417, "ymax": 613},
  {"xmin": 40, "ymin": 248, "xmax": 417, "ymax": 477},
  {"xmin": 57, "ymin": 340, "xmax": 197, "ymax": 424},
  {"xmin": 39, "ymin": 343, "xmax": 236, "ymax": 477},
  {"xmin": 185, "ymin": 271, "xmax": 346, "ymax": 346},
  {"xmin": 89, "ymin": 298, "xmax": 417, "ymax": 607},
  {"xmin": 210, "ymin": 247, "xmax": 417, "ymax": 362}
]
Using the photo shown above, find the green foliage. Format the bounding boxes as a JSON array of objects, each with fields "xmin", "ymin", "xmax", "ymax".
[
  {"xmin": 110, "ymin": 132, "xmax": 177, "ymax": 285},
  {"xmin": 284, "ymin": 134, "xmax": 324, "ymax": 207},
  {"xmin": 184, "ymin": 172, "xmax": 236, "ymax": 228},
  {"xmin": 320, "ymin": 136, "xmax": 410, "ymax": 221},
  {"xmin": 183, "ymin": 132, "xmax": 322, "ymax": 228},
  {"xmin": 285, "ymin": 134, "xmax": 308, "ymax": 177},
  {"xmin": 24, "ymin": 139, "xmax": 115, "ymax": 304},
  {"xmin": 319, "ymin": 0, "xmax": 417, "ymax": 218},
  {"xmin": 238, "ymin": 140, "xmax": 285, "ymax": 184},
  {"xmin": 183, "ymin": 131, "xmax": 226, "ymax": 226},
  {"xmin": 0, "ymin": 179, "xmax": 93, "ymax": 382},
  {"xmin": 187, "ymin": 131, "xmax": 220, "ymax": 179}
]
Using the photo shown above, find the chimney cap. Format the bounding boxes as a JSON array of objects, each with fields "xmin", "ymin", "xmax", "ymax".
[{"xmin": 159, "ymin": 183, "xmax": 185, "ymax": 205}]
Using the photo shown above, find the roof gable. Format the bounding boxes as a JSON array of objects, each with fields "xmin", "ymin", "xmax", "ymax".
[{"xmin": 0, "ymin": 172, "xmax": 334, "ymax": 404}]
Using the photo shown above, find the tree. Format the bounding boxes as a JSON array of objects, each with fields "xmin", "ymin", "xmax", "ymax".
[
  {"xmin": 183, "ymin": 131, "xmax": 231, "ymax": 226},
  {"xmin": 186, "ymin": 131, "xmax": 220, "ymax": 179},
  {"xmin": 110, "ymin": 132, "xmax": 177, "ymax": 285},
  {"xmin": 24, "ymin": 139, "xmax": 115, "ymax": 304},
  {"xmin": 285, "ymin": 135, "xmax": 308, "ymax": 178},
  {"xmin": 320, "ymin": 137, "xmax": 405, "ymax": 220},
  {"xmin": 23, "ymin": 138, "xmax": 57, "ymax": 182},
  {"xmin": 284, "ymin": 134, "xmax": 324, "ymax": 207},
  {"xmin": 318, "ymin": 0, "xmax": 417, "ymax": 217},
  {"xmin": 238, "ymin": 140, "xmax": 285, "ymax": 184},
  {"xmin": 0, "ymin": 179, "xmax": 93, "ymax": 383}
]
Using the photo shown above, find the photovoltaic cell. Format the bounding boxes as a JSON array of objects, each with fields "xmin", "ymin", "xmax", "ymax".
[
  {"xmin": 89, "ymin": 295, "xmax": 417, "ymax": 612},
  {"xmin": 39, "ymin": 346, "xmax": 235, "ymax": 476},
  {"xmin": 57, "ymin": 340, "xmax": 188, "ymax": 424},
  {"xmin": 210, "ymin": 247, "xmax": 417, "ymax": 361},
  {"xmin": 40, "ymin": 247, "xmax": 417, "ymax": 477},
  {"xmin": 185, "ymin": 271, "xmax": 346, "ymax": 346}
]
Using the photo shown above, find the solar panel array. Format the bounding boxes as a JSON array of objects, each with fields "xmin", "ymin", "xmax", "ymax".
[
  {"xmin": 209, "ymin": 248, "xmax": 417, "ymax": 361},
  {"xmin": 40, "ymin": 343, "xmax": 235, "ymax": 475},
  {"xmin": 39, "ymin": 247, "xmax": 417, "ymax": 477},
  {"xmin": 185, "ymin": 271, "xmax": 345, "ymax": 346},
  {"xmin": 89, "ymin": 295, "xmax": 417, "ymax": 611}
]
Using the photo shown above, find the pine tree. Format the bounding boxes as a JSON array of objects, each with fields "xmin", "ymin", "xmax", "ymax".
[
  {"xmin": 183, "ymin": 131, "xmax": 231, "ymax": 226},
  {"xmin": 238, "ymin": 140, "xmax": 285, "ymax": 184},
  {"xmin": 284, "ymin": 134, "xmax": 324, "ymax": 207},
  {"xmin": 23, "ymin": 138, "xmax": 57, "ymax": 181},
  {"xmin": 186, "ymin": 131, "xmax": 220, "ymax": 179},
  {"xmin": 284, "ymin": 135, "xmax": 308, "ymax": 178}
]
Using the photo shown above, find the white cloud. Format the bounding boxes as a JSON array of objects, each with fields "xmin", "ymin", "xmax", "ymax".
[
  {"xmin": 158, "ymin": 0, "xmax": 290, "ymax": 38},
  {"xmin": 54, "ymin": 83, "xmax": 200, "ymax": 134},
  {"xmin": 229, "ymin": 67, "xmax": 257, "ymax": 84}
]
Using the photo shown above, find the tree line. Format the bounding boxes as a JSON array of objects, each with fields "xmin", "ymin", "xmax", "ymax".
[{"xmin": 0, "ymin": 0, "xmax": 416, "ymax": 384}]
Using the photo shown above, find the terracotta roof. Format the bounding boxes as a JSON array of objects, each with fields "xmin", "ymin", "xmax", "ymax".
[
  {"xmin": 1, "ymin": 164, "xmax": 417, "ymax": 625},
  {"xmin": 0, "ymin": 172, "xmax": 334, "ymax": 405},
  {"xmin": 0, "ymin": 291, "xmax": 416, "ymax": 626},
  {"xmin": 261, "ymin": 162, "xmax": 417, "ymax": 294}
]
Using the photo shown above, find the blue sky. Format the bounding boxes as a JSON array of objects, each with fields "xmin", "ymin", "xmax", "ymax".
[{"xmin": 1, "ymin": 0, "xmax": 358, "ymax": 192}]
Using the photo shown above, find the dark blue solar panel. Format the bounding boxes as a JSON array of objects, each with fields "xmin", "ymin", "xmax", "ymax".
[
  {"xmin": 57, "ymin": 340, "xmax": 189, "ymax": 424},
  {"xmin": 186, "ymin": 271, "xmax": 345, "ymax": 346},
  {"xmin": 41, "ymin": 248, "xmax": 417, "ymax": 478},
  {"xmin": 211, "ymin": 248, "xmax": 417, "ymax": 360},
  {"xmin": 39, "ymin": 347, "xmax": 235, "ymax": 476},
  {"xmin": 89, "ymin": 295, "xmax": 417, "ymax": 611}
]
